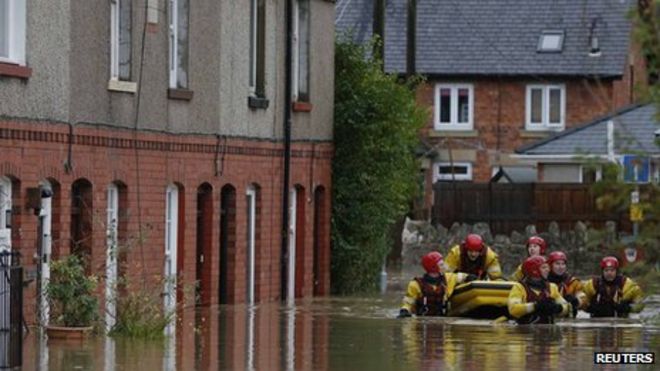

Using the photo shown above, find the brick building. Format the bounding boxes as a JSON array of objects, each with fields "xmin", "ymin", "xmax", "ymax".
[
  {"xmin": 0, "ymin": 0, "xmax": 335, "ymax": 324},
  {"xmin": 336, "ymin": 0, "xmax": 648, "ymax": 215}
]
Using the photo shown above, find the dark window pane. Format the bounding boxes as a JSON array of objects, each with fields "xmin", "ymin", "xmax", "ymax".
[
  {"xmin": 118, "ymin": 0, "xmax": 132, "ymax": 81},
  {"xmin": 549, "ymin": 88, "xmax": 561, "ymax": 123},
  {"xmin": 297, "ymin": 0, "xmax": 310, "ymax": 101},
  {"xmin": 439, "ymin": 166, "xmax": 468, "ymax": 175},
  {"xmin": 439, "ymin": 88, "xmax": 451, "ymax": 123},
  {"xmin": 458, "ymin": 88, "xmax": 469, "ymax": 123},
  {"xmin": 530, "ymin": 88, "xmax": 543, "ymax": 123},
  {"xmin": 176, "ymin": 0, "xmax": 189, "ymax": 88}
]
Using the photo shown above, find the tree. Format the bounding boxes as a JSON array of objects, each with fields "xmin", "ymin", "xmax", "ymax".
[{"xmin": 332, "ymin": 37, "xmax": 427, "ymax": 294}]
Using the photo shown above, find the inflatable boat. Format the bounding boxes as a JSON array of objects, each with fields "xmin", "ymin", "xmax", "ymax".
[{"xmin": 448, "ymin": 280, "xmax": 515, "ymax": 319}]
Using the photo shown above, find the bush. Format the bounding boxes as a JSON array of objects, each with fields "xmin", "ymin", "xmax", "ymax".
[
  {"xmin": 331, "ymin": 36, "xmax": 427, "ymax": 294},
  {"xmin": 46, "ymin": 255, "xmax": 99, "ymax": 327},
  {"xmin": 108, "ymin": 285, "xmax": 173, "ymax": 340}
]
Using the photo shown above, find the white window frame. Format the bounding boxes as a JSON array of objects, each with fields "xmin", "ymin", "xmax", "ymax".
[
  {"xmin": 525, "ymin": 84, "xmax": 566, "ymax": 130},
  {"xmin": 246, "ymin": 186, "xmax": 256, "ymax": 305},
  {"xmin": 168, "ymin": 0, "xmax": 188, "ymax": 89},
  {"xmin": 434, "ymin": 162, "xmax": 473, "ymax": 181},
  {"xmin": 0, "ymin": 0, "xmax": 26, "ymax": 65},
  {"xmin": 249, "ymin": 0, "xmax": 258, "ymax": 94},
  {"xmin": 434, "ymin": 84, "xmax": 474, "ymax": 131},
  {"xmin": 110, "ymin": 0, "xmax": 132, "ymax": 82},
  {"xmin": 292, "ymin": 0, "xmax": 310, "ymax": 102}
]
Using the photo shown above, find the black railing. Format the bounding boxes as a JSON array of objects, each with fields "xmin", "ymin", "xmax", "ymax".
[{"xmin": 0, "ymin": 251, "xmax": 22, "ymax": 369}]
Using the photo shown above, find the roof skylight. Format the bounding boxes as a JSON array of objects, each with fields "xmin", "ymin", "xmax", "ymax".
[{"xmin": 537, "ymin": 31, "xmax": 565, "ymax": 53}]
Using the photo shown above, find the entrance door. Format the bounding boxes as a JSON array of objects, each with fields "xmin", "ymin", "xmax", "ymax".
[
  {"xmin": 287, "ymin": 189, "xmax": 297, "ymax": 304},
  {"xmin": 106, "ymin": 184, "xmax": 119, "ymax": 331},
  {"xmin": 164, "ymin": 184, "xmax": 179, "ymax": 332},
  {"xmin": 39, "ymin": 181, "xmax": 53, "ymax": 326},
  {"xmin": 0, "ymin": 177, "xmax": 12, "ymax": 252}
]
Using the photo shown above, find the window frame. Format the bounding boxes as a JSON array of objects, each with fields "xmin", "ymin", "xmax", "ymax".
[
  {"xmin": 110, "ymin": 0, "xmax": 132, "ymax": 82},
  {"xmin": 0, "ymin": 0, "xmax": 26, "ymax": 66},
  {"xmin": 525, "ymin": 84, "xmax": 566, "ymax": 131},
  {"xmin": 292, "ymin": 0, "xmax": 310, "ymax": 102},
  {"xmin": 433, "ymin": 83, "xmax": 474, "ymax": 131},
  {"xmin": 537, "ymin": 31, "xmax": 565, "ymax": 53},
  {"xmin": 434, "ymin": 162, "xmax": 473, "ymax": 182},
  {"xmin": 168, "ymin": 0, "xmax": 189, "ymax": 89}
]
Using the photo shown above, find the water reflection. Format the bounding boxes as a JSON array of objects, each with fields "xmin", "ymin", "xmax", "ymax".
[{"xmin": 20, "ymin": 296, "xmax": 659, "ymax": 371}]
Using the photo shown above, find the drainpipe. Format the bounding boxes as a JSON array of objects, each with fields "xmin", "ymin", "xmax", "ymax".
[
  {"xmin": 281, "ymin": 0, "xmax": 293, "ymax": 302},
  {"xmin": 406, "ymin": 0, "xmax": 417, "ymax": 77}
]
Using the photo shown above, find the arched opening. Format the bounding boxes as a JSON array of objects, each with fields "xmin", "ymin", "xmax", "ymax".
[
  {"xmin": 287, "ymin": 185, "xmax": 306, "ymax": 302},
  {"xmin": 0, "ymin": 176, "xmax": 16, "ymax": 253},
  {"xmin": 37, "ymin": 178, "xmax": 61, "ymax": 326},
  {"xmin": 245, "ymin": 184, "xmax": 261, "ymax": 304},
  {"xmin": 219, "ymin": 184, "xmax": 236, "ymax": 304},
  {"xmin": 106, "ymin": 181, "xmax": 127, "ymax": 331},
  {"xmin": 313, "ymin": 186, "xmax": 327, "ymax": 296},
  {"xmin": 164, "ymin": 183, "xmax": 183, "ymax": 328},
  {"xmin": 196, "ymin": 183, "xmax": 213, "ymax": 306},
  {"xmin": 71, "ymin": 178, "xmax": 93, "ymax": 272}
]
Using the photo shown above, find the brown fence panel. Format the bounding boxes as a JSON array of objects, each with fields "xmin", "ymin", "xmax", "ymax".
[{"xmin": 432, "ymin": 182, "xmax": 624, "ymax": 235}]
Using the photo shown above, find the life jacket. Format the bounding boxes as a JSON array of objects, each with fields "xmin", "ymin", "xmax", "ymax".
[
  {"xmin": 590, "ymin": 275, "xmax": 626, "ymax": 317},
  {"xmin": 414, "ymin": 275, "xmax": 447, "ymax": 316},
  {"xmin": 459, "ymin": 247, "xmax": 487, "ymax": 279},
  {"xmin": 517, "ymin": 279, "xmax": 554, "ymax": 325},
  {"xmin": 548, "ymin": 272, "xmax": 577, "ymax": 296}
]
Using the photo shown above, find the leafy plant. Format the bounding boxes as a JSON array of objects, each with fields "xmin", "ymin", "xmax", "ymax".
[
  {"xmin": 108, "ymin": 281, "xmax": 174, "ymax": 340},
  {"xmin": 331, "ymin": 36, "xmax": 427, "ymax": 294},
  {"xmin": 46, "ymin": 255, "xmax": 99, "ymax": 327}
]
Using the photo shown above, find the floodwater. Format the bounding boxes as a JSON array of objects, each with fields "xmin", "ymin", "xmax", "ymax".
[{"xmin": 19, "ymin": 286, "xmax": 660, "ymax": 370}]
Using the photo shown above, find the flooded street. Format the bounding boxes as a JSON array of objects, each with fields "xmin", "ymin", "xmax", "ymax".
[{"xmin": 20, "ymin": 290, "xmax": 659, "ymax": 371}]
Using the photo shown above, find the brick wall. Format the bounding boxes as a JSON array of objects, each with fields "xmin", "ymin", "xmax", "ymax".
[{"xmin": 0, "ymin": 118, "xmax": 333, "ymax": 323}]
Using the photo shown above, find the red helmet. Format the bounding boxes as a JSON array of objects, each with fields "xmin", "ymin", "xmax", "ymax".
[
  {"xmin": 526, "ymin": 236, "xmax": 547, "ymax": 255},
  {"xmin": 463, "ymin": 234, "xmax": 484, "ymax": 252},
  {"xmin": 600, "ymin": 256, "xmax": 619, "ymax": 270},
  {"xmin": 547, "ymin": 251, "xmax": 567, "ymax": 266},
  {"xmin": 522, "ymin": 256, "xmax": 547, "ymax": 279},
  {"xmin": 422, "ymin": 251, "xmax": 444, "ymax": 273}
]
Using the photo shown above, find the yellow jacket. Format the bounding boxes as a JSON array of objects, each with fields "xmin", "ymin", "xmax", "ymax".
[
  {"xmin": 401, "ymin": 272, "xmax": 466, "ymax": 314},
  {"xmin": 582, "ymin": 275, "xmax": 644, "ymax": 312},
  {"xmin": 509, "ymin": 264, "xmax": 524, "ymax": 282},
  {"xmin": 444, "ymin": 245, "xmax": 502, "ymax": 280},
  {"xmin": 507, "ymin": 281, "xmax": 570, "ymax": 319}
]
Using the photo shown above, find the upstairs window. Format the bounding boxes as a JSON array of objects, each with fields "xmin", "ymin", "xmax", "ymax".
[
  {"xmin": 249, "ymin": 0, "xmax": 266, "ymax": 97},
  {"xmin": 0, "ymin": 0, "xmax": 26, "ymax": 65},
  {"xmin": 526, "ymin": 84, "xmax": 565, "ymax": 130},
  {"xmin": 537, "ymin": 31, "xmax": 564, "ymax": 53},
  {"xmin": 292, "ymin": 0, "xmax": 310, "ymax": 102},
  {"xmin": 434, "ymin": 84, "xmax": 474, "ymax": 130},
  {"xmin": 169, "ymin": 0, "xmax": 189, "ymax": 89},
  {"xmin": 110, "ymin": 0, "xmax": 132, "ymax": 81}
]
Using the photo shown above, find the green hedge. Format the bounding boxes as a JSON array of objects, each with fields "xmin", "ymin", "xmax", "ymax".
[{"xmin": 331, "ymin": 37, "xmax": 427, "ymax": 294}]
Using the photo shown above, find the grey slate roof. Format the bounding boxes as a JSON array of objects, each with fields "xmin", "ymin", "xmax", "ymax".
[
  {"xmin": 516, "ymin": 104, "xmax": 660, "ymax": 156},
  {"xmin": 336, "ymin": 0, "xmax": 633, "ymax": 77}
]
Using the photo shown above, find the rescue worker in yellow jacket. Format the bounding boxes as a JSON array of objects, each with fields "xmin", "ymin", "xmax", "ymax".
[
  {"xmin": 444, "ymin": 234, "xmax": 502, "ymax": 281},
  {"xmin": 508, "ymin": 256, "xmax": 571, "ymax": 324},
  {"xmin": 510, "ymin": 236, "xmax": 546, "ymax": 281},
  {"xmin": 546, "ymin": 251, "xmax": 586, "ymax": 317},
  {"xmin": 583, "ymin": 256, "xmax": 644, "ymax": 318},
  {"xmin": 399, "ymin": 251, "xmax": 467, "ymax": 317}
]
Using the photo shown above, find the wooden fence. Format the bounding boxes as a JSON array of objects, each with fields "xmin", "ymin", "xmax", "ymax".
[{"xmin": 432, "ymin": 183, "xmax": 629, "ymax": 235}]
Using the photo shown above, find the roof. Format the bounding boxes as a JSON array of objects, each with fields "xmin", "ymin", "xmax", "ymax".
[
  {"xmin": 516, "ymin": 104, "xmax": 660, "ymax": 156},
  {"xmin": 336, "ymin": 0, "xmax": 633, "ymax": 77}
]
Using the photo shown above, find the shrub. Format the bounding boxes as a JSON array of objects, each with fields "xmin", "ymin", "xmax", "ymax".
[{"xmin": 46, "ymin": 255, "xmax": 99, "ymax": 327}]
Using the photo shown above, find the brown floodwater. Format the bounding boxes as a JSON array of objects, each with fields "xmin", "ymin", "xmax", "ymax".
[{"xmin": 18, "ymin": 292, "xmax": 660, "ymax": 370}]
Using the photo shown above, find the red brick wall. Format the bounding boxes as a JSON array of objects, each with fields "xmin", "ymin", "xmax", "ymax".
[{"xmin": 0, "ymin": 118, "xmax": 333, "ymax": 323}]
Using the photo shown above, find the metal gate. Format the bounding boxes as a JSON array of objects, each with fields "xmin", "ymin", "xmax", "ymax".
[{"xmin": 0, "ymin": 251, "xmax": 22, "ymax": 369}]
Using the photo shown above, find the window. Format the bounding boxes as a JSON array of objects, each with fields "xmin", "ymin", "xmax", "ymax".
[
  {"xmin": 110, "ymin": 0, "xmax": 132, "ymax": 81},
  {"xmin": 434, "ymin": 84, "xmax": 473, "ymax": 130},
  {"xmin": 526, "ymin": 85, "xmax": 565, "ymax": 130},
  {"xmin": 434, "ymin": 162, "xmax": 473, "ymax": 181},
  {"xmin": 292, "ymin": 0, "xmax": 310, "ymax": 102},
  {"xmin": 169, "ymin": 0, "xmax": 189, "ymax": 89},
  {"xmin": 537, "ymin": 31, "xmax": 564, "ymax": 53},
  {"xmin": 0, "ymin": 0, "xmax": 26, "ymax": 65},
  {"xmin": 249, "ymin": 0, "xmax": 266, "ymax": 97}
]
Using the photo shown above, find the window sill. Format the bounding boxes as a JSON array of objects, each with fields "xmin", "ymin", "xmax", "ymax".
[
  {"xmin": 168, "ymin": 88, "xmax": 194, "ymax": 101},
  {"xmin": 429, "ymin": 130, "xmax": 478, "ymax": 138},
  {"xmin": 0, "ymin": 62, "xmax": 32, "ymax": 79},
  {"xmin": 520, "ymin": 129, "xmax": 562, "ymax": 138},
  {"xmin": 292, "ymin": 101, "xmax": 313, "ymax": 112},
  {"xmin": 108, "ymin": 80, "xmax": 137, "ymax": 93},
  {"xmin": 248, "ymin": 95, "xmax": 270, "ymax": 109}
]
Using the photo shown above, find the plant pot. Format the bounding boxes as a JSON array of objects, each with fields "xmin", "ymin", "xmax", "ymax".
[{"xmin": 46, "ymin": 325, "xmax": 94, "ymax": 341}]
